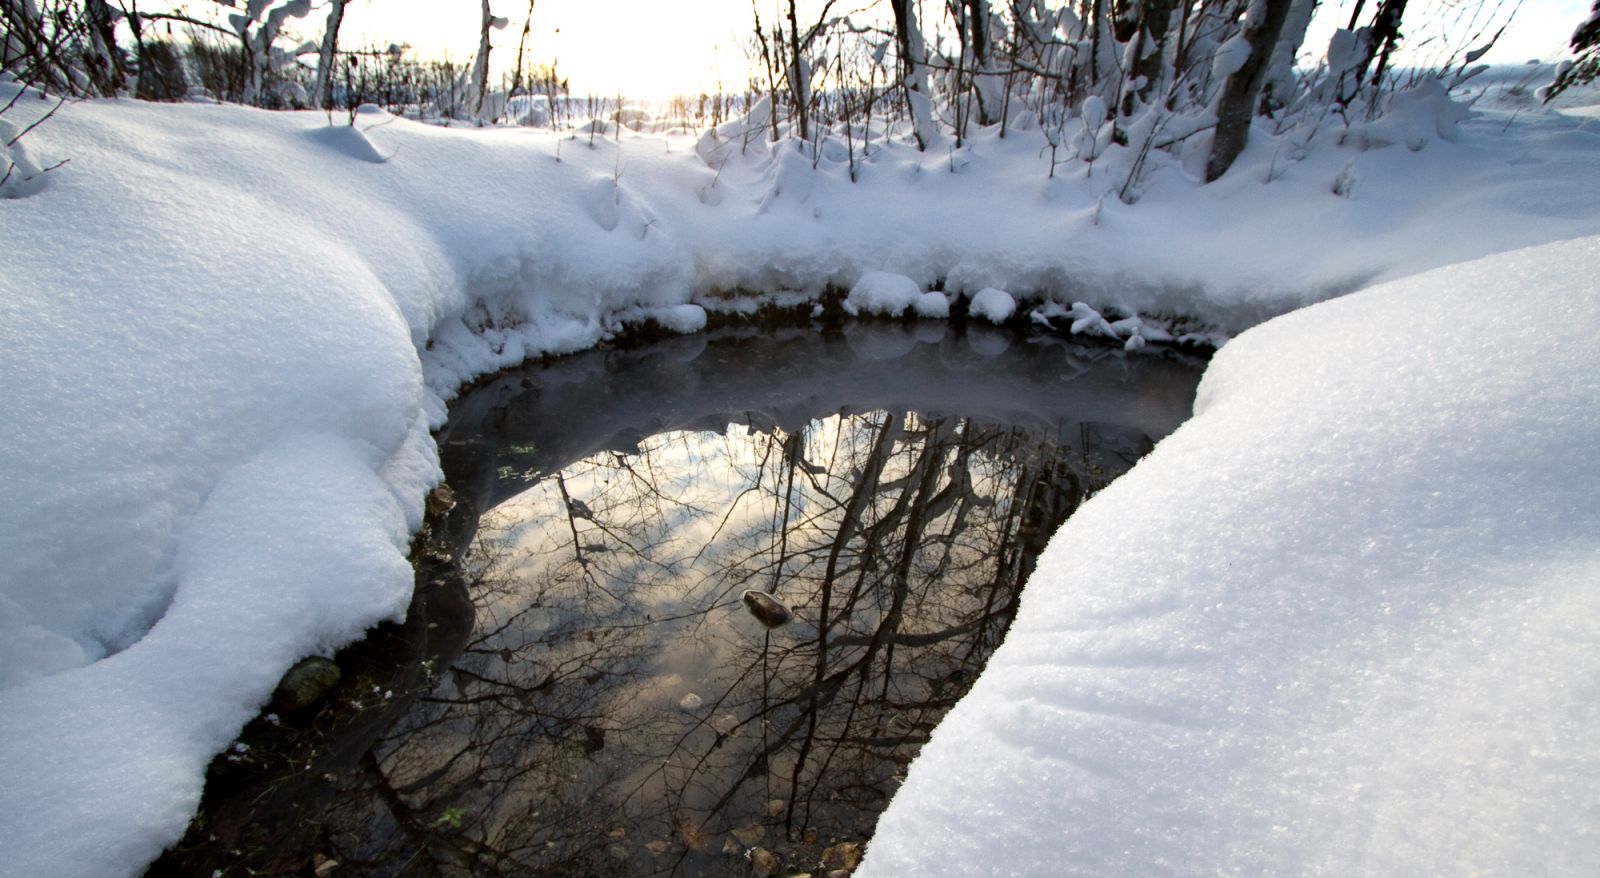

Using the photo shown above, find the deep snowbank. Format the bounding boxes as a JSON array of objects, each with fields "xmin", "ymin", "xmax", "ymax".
[
  {"xmin": 0, "ymin": 84, "xmax": 1597, "ymax": 875},
  {"xmin": 859, "ymin": 236, "xmax": 1600, "ymax": 876}
]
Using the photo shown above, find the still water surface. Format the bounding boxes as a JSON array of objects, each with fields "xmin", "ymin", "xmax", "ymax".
[{"xmin": 188, "ymin": 325, "xmax": 1201, "ymax": 877}]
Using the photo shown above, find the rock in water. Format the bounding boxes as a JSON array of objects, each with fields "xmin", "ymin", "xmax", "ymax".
[
  {"xmin": 271, "ymin": 656, "xmax": 341, "ymax": 713},
  {"xmin": 730, "ymin": 824, "xmax": 766, "ymax": 847},
  {"xmin": 741, "ymin": 590, "xmax": 792, "ymax": 628},
  {"xmin": 749, "ymin": 847, "xmax": 780, "ymax": 876},
  {"xmin": 425, "ymin": 483, "xmax": 456, "ymax": 518},
  {"xmin": 822, "ymin": 841, "xmax": 863, "ymax": 872}
]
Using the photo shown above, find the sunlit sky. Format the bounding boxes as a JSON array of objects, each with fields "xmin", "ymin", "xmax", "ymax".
[
  {"xmin": 336, "ymin": 0, "xmax": 761, "ymax": 99},
  {"xmin": 310, "ymin": 0, "xmax": 1587, "ymax": 100}
]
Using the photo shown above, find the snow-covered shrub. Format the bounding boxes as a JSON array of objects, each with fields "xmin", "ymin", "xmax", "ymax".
[
  {"xmin": 0, "ymin": 79, "xmax": 60, "ymax": 199},
  {"xmin": 0, "ymin": 0, "xmax": 126, "ymax": 96},
  {"xmin": 133, "ymin": 39, "xmax": 189, "ymax": 103},
  {"xmin": 0, "ymin": 118, "xmax": 50, "ymax": 198},
  {"xmin": 1345, "ymin": 78, "xmax": 1474, "ymax": 151}
]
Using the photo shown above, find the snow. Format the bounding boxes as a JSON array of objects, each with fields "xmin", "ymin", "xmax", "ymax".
[
  {"xmin": 1212, "ymin": 34, "xmax": 1254, "ymax": 81},
  {"xmin": 844, "ymin": 269, "xmax": 924, "ymax": 317},
  {"xmin": 0, "ymin": 73, "xmax": 1598, "ymax": 876},
  {"xmin": 968, "ymin": 287, "xmax": 1017, "ymax": 323},
  {"xmin": 859, "ymin": 236, "xmax": 1600, "ymax": 876},
  {"xmin": 1349, "ymin": 78, "xmax": 1476, "ymax": 151},
  {"xmin": 0, "ymin": 115, "xmax": 50, "ymax": 198},
  {"xmin": 912, "ymin": 290, "xmax": 950, "ymax": 318}
]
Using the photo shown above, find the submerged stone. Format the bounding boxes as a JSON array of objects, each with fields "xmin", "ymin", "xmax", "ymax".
[
  {"xmin": 749, "ymin": 847, "xmax": 781, "ymax": 876},
  {"xmin": 741, "ymin": 590, "xmax": 792, "ymax": 628},
  {"xmin": 822, "ymin": 841, "xmax": 863, "ymax": 871},
  {"xmin": 425, "ymin": 483, "xmax": 456, "ymax": 518}
]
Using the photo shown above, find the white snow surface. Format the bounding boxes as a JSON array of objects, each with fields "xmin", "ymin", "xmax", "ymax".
[
  {"xmin": 968, "ymin": 286, "xmax": 1017, "ymax": 323},
  {"xmin": 845, "ymin": 270, "xmax": 925, "ymax": 317},
  {"xmin": 1, "ymin": 81, "xmax": 1598, "ymax": 876},
  {"xmin": 860, "ymin": 237, "xmax": 1600, "ymax": 876},
  {"xmin": 912, "ymin": 290, "xmax": 950, "ymax": 319}
]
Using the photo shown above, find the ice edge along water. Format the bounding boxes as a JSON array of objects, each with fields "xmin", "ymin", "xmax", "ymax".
[{"xmin": 0, "ymin": 82, "xmax": 1597, "ymax": 876}]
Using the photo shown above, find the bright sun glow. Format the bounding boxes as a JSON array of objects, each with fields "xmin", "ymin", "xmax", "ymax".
[{"xmin": 339, "ymin": 0, "xmax": 762, "ymax": 100}]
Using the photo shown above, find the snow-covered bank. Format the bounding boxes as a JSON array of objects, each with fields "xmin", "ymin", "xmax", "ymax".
[
  {"xmin": 0, "ymin": 83, "xmax": 1597, "ymax": 875},
  {"xmin": 859, "ymin": 236, "xmax": 1600, "ymax": 876}
]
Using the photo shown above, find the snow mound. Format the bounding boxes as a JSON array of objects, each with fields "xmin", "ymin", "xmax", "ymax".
[
  {"xmin": 844, "ymin": 271, "xmax": 923, "ymax": 317},
  {"xmin": 0, "ymin": 433, "xmax": 418, "ymax": 876},
  {"xmin": 305, "ymin": 121, "xmax": 391, "ymax": 163},
  {"xmin": 1350, "ymin": 79, "xmax": 1476, "ymax": 151},
  {"xmin": 860, "ymin": 236, "xmax": 1600, "ymax": 876},
  {"xmin": 968, "ymin": 287, "xmax": 1016, "ymax": 323},
  {"xmin": 912, "ymin": 290, "xmax": 950, "ymax": 319}
]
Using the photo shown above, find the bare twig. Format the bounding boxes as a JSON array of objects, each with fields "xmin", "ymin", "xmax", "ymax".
[{"xmin": 7, "ymin": 95, "xmax": 67, "ymax": 147}]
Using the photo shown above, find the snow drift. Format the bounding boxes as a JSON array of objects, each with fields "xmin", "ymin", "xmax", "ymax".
[{"xmin": 859, "ymin": 237, "xmax": 1600, "ymax": 876}]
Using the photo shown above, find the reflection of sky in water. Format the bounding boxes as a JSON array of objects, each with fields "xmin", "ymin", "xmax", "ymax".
[
  {"xmin": 381, "ymin": 412, "xmax": 1151, "ymax": 876},
  {"xmin": 298, "ymin": 329, "xmax": 1204, "ymax": 877}
]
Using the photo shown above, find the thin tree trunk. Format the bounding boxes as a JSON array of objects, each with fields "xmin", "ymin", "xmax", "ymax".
[
  {"xmin": 1258, "ymin": 0, "xmax": 1315, "ymax": 114},
  {"xmin": 470, "ymin": 0, "xmax": 495, "ymax": 121},
  {"xmin": 964, "ymin": 0, "xmax": 1001, "ymax": 126},
  {"xmin": 750, "ymin": 1, "xmax": 781, "ymax": 142},
  {"xmin": 313, "ymin": 0, "xmax": 348, "ymax": 112},
  {"xmin": 510, "ymin": 0, "xmax": 536, "ymax": 108},
  {"xmin": 1344, "ymin": 0, "xmax": 1407, "ymax": 107},
  {"xmin": 1168, "ymin": 0, "xmax": 1196, "ymax": 109},
  {"xmin": 1366, "ymin": 0, "xmax": 1408, "ymax": 96},
  {"xmin": 82, "ymin": 0, "xmax": 125, "ymax": 95},
  {"xmin": 1128, "ymin": 0, "xmax": 1176, "ymax": 111},
  {"xmin": 890, "ymin": 0, "xmax": 934, "ymax": 149},
  {"xmin": 1345, "ymin": 0, "xmax": 1368, "ymax": 29},
  {"xmin": 1204, "ymin": 0, "xmax": 1294, "ymax": 182},
  {"xmin": 786, "ymin": 0, "xmax": 809, "ymax": 140}
]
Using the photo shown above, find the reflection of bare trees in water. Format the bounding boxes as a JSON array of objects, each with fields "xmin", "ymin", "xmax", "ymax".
[{"xmin": 315, "ymin": 412, "xmax": 1152, "ymax": 876}]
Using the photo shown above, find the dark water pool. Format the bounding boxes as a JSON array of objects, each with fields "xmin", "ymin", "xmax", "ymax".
[{"xmin": 153, "ymin": 324, "xmax": 1202, "ymax": 877}]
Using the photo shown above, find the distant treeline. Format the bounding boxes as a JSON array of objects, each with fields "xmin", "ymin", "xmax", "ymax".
[{"xmin": 1, "ymin": 0, "xmax": 1573, "ymax": 187}]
